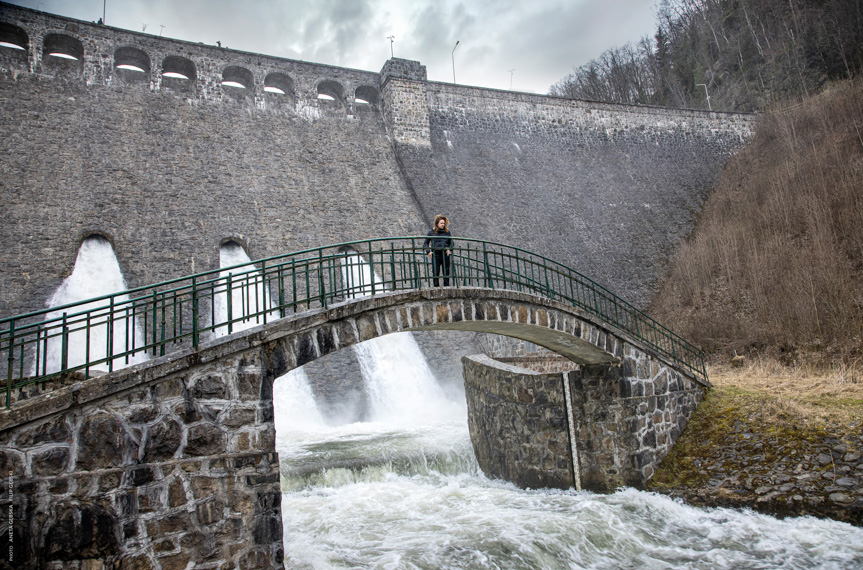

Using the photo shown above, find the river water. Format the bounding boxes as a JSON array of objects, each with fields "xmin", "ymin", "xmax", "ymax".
[{"xmin": 274, "ymin": 334, "xmax": 863, "ymax": 569}]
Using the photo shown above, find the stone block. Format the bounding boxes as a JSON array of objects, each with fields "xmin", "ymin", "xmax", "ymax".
[
  {"xmin": 157, "ymin": 552, "xmax": 191, "ymax": 570},
  {"xmin": 31, "ymin": 446, "xmax": 69, "ymax": 476},
  {"xmin": 126, "ymin": 404, "xmax": 159, "ymax": 424},
  {"xmin": 15, "ymin": 415, "xmax": 71, "ymax": 446},
  {"xmin": 146, "ymin": 511, "xmax": 192, "ymax": 537},
  {"xmin": 221, "ymin": 407, "xmax": 256, "ymax": 428},
  {"xmin": 143, "ymin": 419, "xmax": 182, "ymax": 462},
  {"xmin": 184, "ymin": 423, "xmax": 226, "ymax": 457},
  {"xmin": 196, "ymin": 499, "xmax": 225, "ymax": 525},
  {"xmin": 355, "ymin": 315, "xmax": 378, "ymax": 342},
  {"xmin": 191, "ymin": 476, "xmax": 224, "ymax": 500},
  {"xmin": 75, "ymin": 413, "xmax": 133, "ymax": 471},
  {"xmin": 167, "ymin": 477, "xmax": 186, "ymax": 508},
  {"xmin": 191, "ymin": 373, "xmax": 228, "ymax": 399}
]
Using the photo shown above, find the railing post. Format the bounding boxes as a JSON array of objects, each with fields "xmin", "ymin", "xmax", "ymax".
[
  {"xmin": 261, "ymin": 259, "xmax": 268, "ymax": 325},
  {"xmin": 390, "ymin": 242, "xmax": 397, "ymax": 291},
  {"xmin": 226, "ymin": 273, "xmax": 233, "ymax": 335},
  {"xmin": 483, "ymin": 242, "xmax": 493, "ymax": 289},
  {"xmin": 107, "ymin": 297, "xmax": 115, "ymax": 372},
  {"xmin": 61, "ymin": 312, "xmax": 69, "ymax": 374},
  {"xmin": 5, "ymin": 318, "xmax": 14, "ymax": 409},
  {"xmin": 368, "ymin": 241, "xmax": 376, "ymax": 296},
  {"xmin": 192, "ymin": 276, "xmax": 199, "ymax": 349},
  {"xmin": 318, "ymin": 249, "xmax": 327, "ymax": 309},
  {"xmin": 278, "ymin": 265, "xmax": 286, "ymax": 318},
  {"xmin": 151, "ymin": 292, "xmax": 158, "ymax": 356}
]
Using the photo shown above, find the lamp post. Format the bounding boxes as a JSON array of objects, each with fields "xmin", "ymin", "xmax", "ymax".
[
  {"xmin": 695, "ymin": 83, "xmax": 711, "ymax": 111},
  {"xmin": 387, "ymin": 35, "xmax": 395, "ymax": 58},
  {"xmin": 452, "ymin": 40, "xmax": 459, "ymax": 83},
  {"xmin": 509, "ymin": 68, "xmax": 515, "ymax": 90}
]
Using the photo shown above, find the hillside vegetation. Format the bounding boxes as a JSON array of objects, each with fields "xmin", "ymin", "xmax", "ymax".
[
  {"xmin": 649, "ymin": 80, "xmax": 863, "ymax": 362},
  {"xmin": 551, "ymin": 0, "xmax": 863, "ymax": 112}
]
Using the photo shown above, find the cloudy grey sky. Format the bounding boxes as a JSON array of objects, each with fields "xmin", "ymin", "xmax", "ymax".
[{"xmin": 8, "ymin": 0, "xmax": 660, "ymax": 93}]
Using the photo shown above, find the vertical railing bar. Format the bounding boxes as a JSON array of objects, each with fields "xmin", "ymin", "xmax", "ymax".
[
  {"xmin": 5, "ymin": 319, "xmax": 14, "ymax": 409},
  {"xmin": 192, "ymin": 276, "xmax": 199, "ymax": 349},
  {"xmin": 107, "ymin": 297, "xmax": 115, "ymax": 373}
]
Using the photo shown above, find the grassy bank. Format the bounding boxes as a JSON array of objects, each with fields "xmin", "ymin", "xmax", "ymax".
[{"xmin": 648, "ymin": 359, "xmax": 863, "ymax": 524}]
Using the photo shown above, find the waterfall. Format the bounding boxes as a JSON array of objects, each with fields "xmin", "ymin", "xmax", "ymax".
[
  {"xmin": 273, "ymin": 367, "xmax": 325, "ymax": 435},
  {"xmin": 39, "ymin": 236, "xmax": 147, "ymax": 374},
  {"xmin": 355, "ymin": 332, "xmax": 462, "ymax": 424},
  {"xmin": 212, "ymin": 242, "xmax": 276, "ymax": 338},
  {"xmin": 339, "ymin": 250, "xmax": 382, "ymax": 299}
]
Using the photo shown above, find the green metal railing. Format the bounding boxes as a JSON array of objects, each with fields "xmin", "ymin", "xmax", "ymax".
[{"xmin": 0, "ymin": 237, "xmax": 707, "ymax": 408}]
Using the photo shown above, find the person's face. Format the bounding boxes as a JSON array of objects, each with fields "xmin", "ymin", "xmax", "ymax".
[{"xmin": 437, "ymin": 218, "xmax": 446, "ymax": 230}]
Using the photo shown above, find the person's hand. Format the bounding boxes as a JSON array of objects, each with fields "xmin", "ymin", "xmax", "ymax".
[
  {"xmin": 427, "ymin": 252, "xmax": 432, "ymax": 257},
  {"xmin": 446, "ymin": 250, "xmax": 451, "ymax": 256}
]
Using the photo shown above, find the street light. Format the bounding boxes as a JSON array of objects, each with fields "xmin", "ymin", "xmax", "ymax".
[
  {"xmin": 452, "ymin": 40, "xmax": 459, "ymax": 83},
  {"xmin": 509, "ymin": 68, "xmax": 515, "ymax": 90},
  {"xmin": 695, "ymin": 83, "xmax": 712, "ymax": 111},
  {"xmin": 387, "ymin": 35, "xmax": 395, "ymax": 58}
]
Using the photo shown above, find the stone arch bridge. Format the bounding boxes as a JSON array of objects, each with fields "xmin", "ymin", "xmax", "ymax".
[{"xmin": 0, "ymin": 238, "xmax": 708, "ymax": 569}]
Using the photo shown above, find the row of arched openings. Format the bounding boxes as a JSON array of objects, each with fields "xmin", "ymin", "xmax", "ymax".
[{"xmin": 0, "ymin": 22, "xmax": 380, "ymax": 105}]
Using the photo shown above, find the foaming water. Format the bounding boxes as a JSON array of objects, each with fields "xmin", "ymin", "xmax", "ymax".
[
  {"xmin": 212, "ymin": 243, "xmax": 276, "ymax": 337},
  {"xmin": 275, "ymin": 321, "xmax": 863, "ymax": 569},
  {"xmin": 40, "ymin": 237, "xmax": 147, "ymax": 374}
]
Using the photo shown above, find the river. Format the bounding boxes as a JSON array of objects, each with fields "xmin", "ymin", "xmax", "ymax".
[{"xmin": 274, "ymin": 334, "xmax": 863, "ymax": 569}]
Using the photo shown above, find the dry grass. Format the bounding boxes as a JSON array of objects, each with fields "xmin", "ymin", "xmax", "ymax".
[{"xmin": 708, "ymin": 356, "xmax": 863, "ymax": 426}]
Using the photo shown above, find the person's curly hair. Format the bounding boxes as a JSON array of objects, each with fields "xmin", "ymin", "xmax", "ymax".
[{"xmin": 433, "ymin": 214, "xmax": 450, "ymax": 233}]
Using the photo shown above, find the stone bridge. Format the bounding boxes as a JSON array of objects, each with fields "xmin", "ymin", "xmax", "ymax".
[{"xmin": 0, "ymin": 287, "xmax": 706, "ymax": 569}]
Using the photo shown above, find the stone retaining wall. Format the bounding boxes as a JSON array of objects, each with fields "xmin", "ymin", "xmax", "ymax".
[{"xmin": 463, "ymin": 351, "xmax": 706, "ymax": 491}]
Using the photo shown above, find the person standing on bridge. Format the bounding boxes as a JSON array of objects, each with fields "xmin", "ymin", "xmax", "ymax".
[{"xmin": 424, "ymin": 215, "xmax": 453, "ymax": 287}]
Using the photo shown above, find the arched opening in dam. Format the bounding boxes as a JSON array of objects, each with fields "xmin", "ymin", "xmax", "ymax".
[{"xmin": 38, "ymin": 234, "xmax": 148, "ymax": 375}]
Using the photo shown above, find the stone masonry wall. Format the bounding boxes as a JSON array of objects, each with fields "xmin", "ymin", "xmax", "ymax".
[
  {"xmin": 0, "ymin": 2, "xmax": 759, "ymax": 326},
  {"xmin": 0, "ymin": 348, "xmax": 283, "ymax": 569},
  {"xmin": 0, "ymin": 4, "xmax": 427, "ymax": 322},
  {"xmin": 463, "ymin": 347, "xmax": 705, "ymax": 492},
  {"xmin": 396, "ymin": 83, "xmax": 755, "ymax": 308}
]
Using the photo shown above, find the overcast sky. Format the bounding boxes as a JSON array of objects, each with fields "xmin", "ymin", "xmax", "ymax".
[{"xmin": 8, "ymin": 0, "xmax": 660, "ymax": 94}]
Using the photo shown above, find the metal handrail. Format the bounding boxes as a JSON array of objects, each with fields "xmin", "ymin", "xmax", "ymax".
[{"xmin": 0, "ymin": 237, "xmax": 707, "ymax": 408}]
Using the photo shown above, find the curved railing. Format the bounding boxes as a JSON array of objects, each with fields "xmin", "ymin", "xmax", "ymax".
[{"xmin": 0, "ymin": 237, "xmax": 707, "ymax": 408}]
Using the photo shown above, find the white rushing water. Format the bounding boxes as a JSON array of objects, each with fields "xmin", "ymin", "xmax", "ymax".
[
  {"xmin": 274, "ymin": 338, "xmax": 863, "ymax": 569},
  {"xmin": 40, "ymin": 236, "xmax": 147, "ymax": 374},
  {"xmin": 339, "ymin": 250, "xmax": 383, "ymax": 299},
  {"xmin": 212, "ymin": 242, "xmax": 276, "ymax": 338},
  {"xmin": 273, "ymin": 255, "xmax": 863, "ymax": 569}
]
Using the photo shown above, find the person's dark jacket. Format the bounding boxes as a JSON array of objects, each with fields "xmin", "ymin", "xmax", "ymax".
[{"xmin": 423, "ymin": 230, "xmax": 453, "ymax": 252}]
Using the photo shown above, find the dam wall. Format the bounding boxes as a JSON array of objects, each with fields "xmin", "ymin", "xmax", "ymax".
[{"xmin": 0, "ymin": 2, "xmax": 754, "ymax": 322}]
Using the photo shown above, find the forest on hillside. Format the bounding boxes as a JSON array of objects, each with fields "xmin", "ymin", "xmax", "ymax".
[
  {"xmin": 550, "ymin": 0, "xmax": 863, "ymax": 111},
  {"xmin": 649, "ymin": 80, "xmax": 863, "ymax": 361}
]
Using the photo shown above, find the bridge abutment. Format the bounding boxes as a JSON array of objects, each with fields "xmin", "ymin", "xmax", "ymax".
[{"xmin": 463, "ymin": 350, "xmax": 705, "ymax": 492}]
